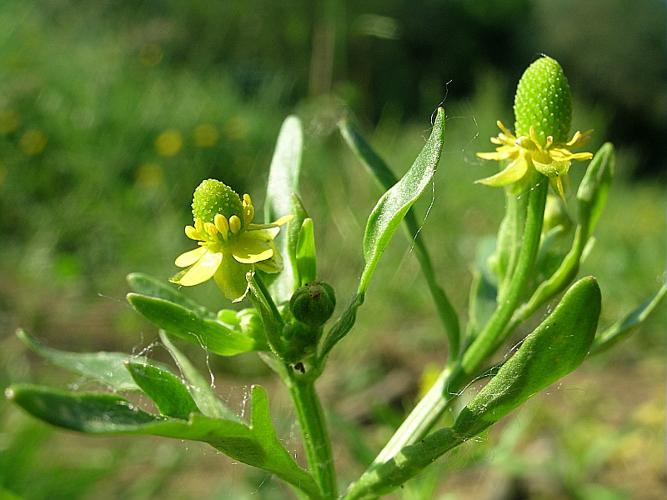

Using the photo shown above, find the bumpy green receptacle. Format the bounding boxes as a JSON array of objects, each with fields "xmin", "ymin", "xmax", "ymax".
[
  {"xmin": 191, "ymin": 179, "xmax": 244, "ymax": 223},
  {"xmin": 514, "ymin": 56, "xmax": 572, "ymax": 144}
]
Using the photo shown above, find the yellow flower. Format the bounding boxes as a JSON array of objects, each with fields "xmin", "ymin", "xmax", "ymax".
[
  {"xmin": 171, "ymin": 180, "xmax": 290, "ymax": 302},
  {"xmin": 476, "ymin": 120, "xmax": 593, "ymax": 197}
]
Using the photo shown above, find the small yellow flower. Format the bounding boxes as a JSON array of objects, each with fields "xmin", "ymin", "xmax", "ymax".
[
  {"xmin": 476, "ymin": 121, "xmax": 593, "ymax": 196},
  {"xmin": 171, "ymin": 180, "xmax": 290, "ymax": 302}
]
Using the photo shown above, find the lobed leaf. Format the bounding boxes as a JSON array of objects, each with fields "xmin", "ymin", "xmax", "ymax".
[
  {"xmin": 127, "ymin": 293, "xmax": 262, "ymax": 356},
  {"xmin": 159, "ymin": 331, "xmax": 239, "ymax": 420},
  {"xmin": 125, "ymin": 361, "xmax": 200, "ymax": 420},
  {"xmin": 8, "ymin": 384, "xmax": 320, "ymax": 498},
  {"xmin": 358, "ymin": 107, "xmax": 445, "ymax": 294},
  {"xmin": 17, "ymin": 329, "xmax": 139, "ymax": 392}
]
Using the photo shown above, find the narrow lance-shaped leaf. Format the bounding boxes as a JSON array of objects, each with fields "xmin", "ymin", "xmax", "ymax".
[
  {"xmin": 345, "ymin": 277, "xmax": 601, "ymax": 499},
  {"xmin": 287, "ymin": 193, "xmax": 310, "ymax": 288},
  {"xmin": 296, "ymin": 218, "xmax": 317, "ymax": 285},
  {"xmin": 358, "ymin": 107, "xmax": 445, "ymax": 295},
  {"xmin": 322, "ymin": 110, "xmax": 446, "ymax": 359},
  {"xmin": 590, "ymin": 283, "xmax": 666, "ymax": 355},
  {"xmin": 125, "ymin": 361, "xmax": 200, "ymax": 420},
  {"xmin": 127, "ymin": 293, "xmax": 262, "ymax": 356},
  {"xmin": 7, "ymin": 384, "xmax": 320, "ymax": 499},
  {"xmin": 264, "ymin": 116, "xmax": 304, "ymax": 303},
  {"xmin": 17, "ymin": 329, "xmax": 139, "ymax": 391},
  {"xmin": 159, "ymin": 331, "xmax": 238, "ymax": 421},
  {"xmin": 339, "ymin": 116, "xmax": 460, "ymax": 352},
  {"xmin": 127, "ymin": 273, "xmax": 213, "ymax": 318}
]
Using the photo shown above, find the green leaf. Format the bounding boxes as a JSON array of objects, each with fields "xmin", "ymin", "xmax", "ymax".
[
  {"xmin": 338, "ymin": 117, "xmax": 398, "ymax": 190},
  {"xmin": 345, "ymin": 277, "xmax": 601, "ymax": 499},
  {"xmin": 590, "ymin": 283, "xmax": 667, "ymax": 355},
  {"xmin": 246, "ymin": 273, "xmax": 284, "ymax": 356},
  {"xmin": 454, "ymin": 276, "xmax": 601, "ymax": 436},
  {"xmin": 319, "ymin": 293, "xmax": 365, "ymax": 359},
  {"xmin": 339, "ymin": 114, "xmax": 459, "ymax": 353},
  {"xmin": 287, "ymin": 193, "xmax": 310, "ymax": 289},
  {"xmin": 125, "ymin": 361, "xmax": 200, "ymax": 419},
  {"xmin": 264, "ymin": 115, "xmax": 304, "ymax": 303},
  {"xmin": 8, "ymin": 384, "xmax": 319, "ymax": 498},
  {"xmin": 127, "ymin": 294, "xmax": 262, "ymax": 356},
  {"xmin": 127, "ymin": 273, "xmax": 212, "ymax": 317},
  {"xmin": 358, "ymin": 107, "xmax": 445, "ymax": 294},
  {"xmin": 577, "ymin": 143, "xmax": 614, "ymax": 238},
  {"xmin": 159, "ymin": 331, "xmax": 238, "ymax": 421},
  {"xmin": 296, "ymin": 218, "xmax": 317, "ymax": 286},
  {"xmin": 17, "ymin": 329, "xmax": 139, "ymax": 391}
]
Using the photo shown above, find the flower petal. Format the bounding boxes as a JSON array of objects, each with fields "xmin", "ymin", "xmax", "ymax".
[
  {"xmin": 174, "ymin": 247, "xmax": 207, "ymax": 267},
  {"xmin": 214, "ymin": 256, "xmax": 251, "ymax": 302},
  {"xmin": 171, "ymin": 251, "xmax": 222, "ymax": 286},
  {"xmin": 477, "ymin": 151, "xmax": 512, "ymax": 161},
  {"xmin": 231, "ymin": 235, "xmax": 273, "ymax": 264},
  {"xmin": 476, "ymin": 155, "xmax": 529, "ymax": 187}
]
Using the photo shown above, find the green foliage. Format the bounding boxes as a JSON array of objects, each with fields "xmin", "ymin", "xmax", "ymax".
[
  {"xmin": 17, "ymin": 329, "xmax": 141, "ymax": 392},
  {"xmin": 125, "ymin": 361, "xmax": 200, "ymax": 419},
  {"xmin": 264, "ymin": 116, "xmax": 304, "ymax": 303},
  {"xmin": 127, "ymin": 293, "xmax": 263, "ymax": 355},
  {"xmin": 7, "ymin": 384, "xmax": 320, "ymax": 498},
  {"xmin": 358, "ymin": 107, "xmax": 445, "ymax": 295}
]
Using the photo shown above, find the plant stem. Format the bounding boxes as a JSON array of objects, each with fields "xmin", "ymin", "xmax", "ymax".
[
  {"xmin": 460, "ymin": 176, "xmax": 547, "ymax": 375},
  {"xmin": 286, "ymin": 375, "xmax": 337, "ymax": 499},
  {"xmin": 371, "ymin": 176, "xmax": 548, "ymax": 464},
  {"xmin": 373, "ymin": 365, "xmax": 453, "ymax": 464}
]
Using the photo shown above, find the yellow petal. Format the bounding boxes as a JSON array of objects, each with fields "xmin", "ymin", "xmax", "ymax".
[
  {"xmin": 475, "ymin": 156, "xmax": 528, "ymax": 187},
  {"xmin": 477, "ymin": 151, "xmax": 512, "ymax": 161},
  {"xmin": 214, "ymin": 256, "xmax": 251, "ymax": 302},
  {"xmin": 185, "ymin": 225, "xmax": 199, "ymax": 240},
  {"xmin": 231, "ymin": 235, "xmax": 273, "ymax": 264},
  {"xmin": 246, "ymin": 226, "xmax": 280, "ymax": 240},
  {"xmin": 175, "ymin": 246, "xmax": 207, "ymax": 267},
  {"xmin": 171, "ymin": 251, "xmax": 222, "ymax": 286}
]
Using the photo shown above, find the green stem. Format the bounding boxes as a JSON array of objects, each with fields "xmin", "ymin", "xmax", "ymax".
[
  {"xmin": 370, "ymin": 176, "xmax": 548, "ymax": 465},
  {"xmin": 460, "ymin": 176, "xmax": 548, "ymax": 375},
  {"xmin": 409, "ymin": 221, "xmax": 460, "ymax": 357},
  {"xmin": 286, "ymin": 375, "xmax": 337, "ymax": 499},
  {"xmin": 373, "ymin": 366, "xmax": 453, "ymax": 464}
]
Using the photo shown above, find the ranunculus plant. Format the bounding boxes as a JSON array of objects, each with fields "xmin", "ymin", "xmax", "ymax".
[{"xmin": 7, "ymin": 56, "xmax": 665, "ymax": 499}]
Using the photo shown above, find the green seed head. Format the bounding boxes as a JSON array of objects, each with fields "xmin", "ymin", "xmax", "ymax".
[
  {"xmin": 514, "ymin": 56, "xmax": 572, "ymax": 144},
  {"xmin": 191, "ymin": 179, "xmax": 244, "ymax": 224}
]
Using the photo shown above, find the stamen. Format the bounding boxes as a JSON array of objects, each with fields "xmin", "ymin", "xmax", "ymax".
[
  {"xmin": 194, "ymin": 218, "xmax": 204, "ymax": 234},
  {"xmin": 214, "ymin": 214, "xmax": 229, "ymax": 240},
  {"xmin": 205, "ymin": 222, "xmax": 218, "ymax": 236},
  {"xmin": 229, "ymin": 215, "xmax": 242, "ymax": 235}
]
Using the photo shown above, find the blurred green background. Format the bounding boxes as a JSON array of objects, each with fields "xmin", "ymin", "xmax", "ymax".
[{"xmin": 1, "ymin": 0, "xmax": 665, "ymax": 498}]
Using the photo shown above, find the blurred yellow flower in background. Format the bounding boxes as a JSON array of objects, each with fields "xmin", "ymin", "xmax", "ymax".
[
  {"xmin": 155, "ymin": 129, "xmax": 183, "ymax": 156},
  {"xmin": 193, "ymin": 123, "xmax": 219, "ymax": 148},
  {"xmin": 19, "ymin": 129, "xmax": 47, "ymax": 156}
]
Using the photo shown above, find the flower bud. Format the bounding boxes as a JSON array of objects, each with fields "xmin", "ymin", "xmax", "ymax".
[
  {"xmin": 289, "ymin": 281, "xmax": 336, "ymax": 328},
  {"xmin": 191, "ymin": 179, "xmax": 244, "ymax": 225},
  {"xmin": 514, "ymin": 56, "xmax": 572, "ymax": 144}
]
